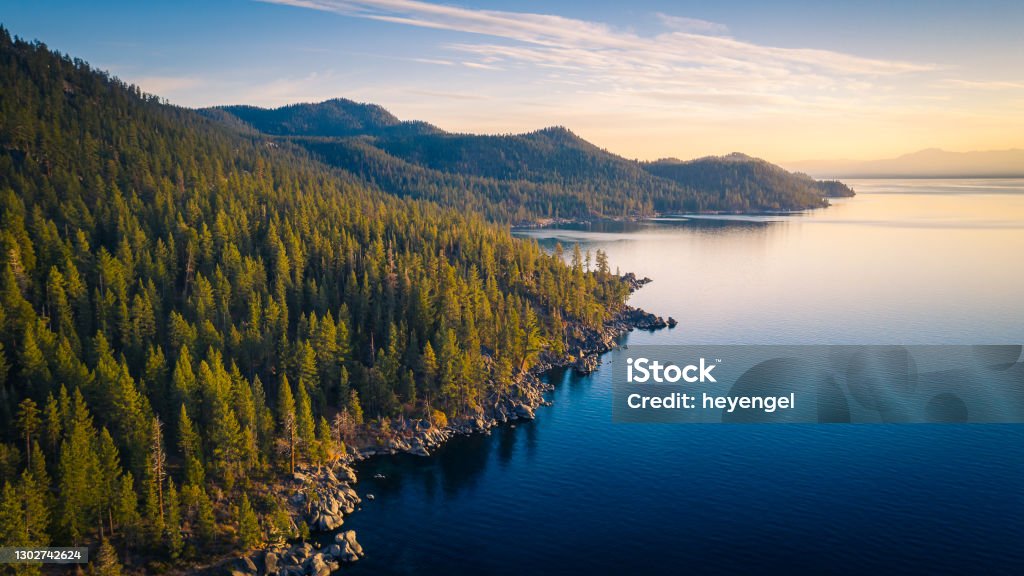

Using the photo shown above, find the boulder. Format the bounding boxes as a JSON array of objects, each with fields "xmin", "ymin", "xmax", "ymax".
[
  {"xmin": 323, "ymin": 513, "xmax": 343, "ymax": 530},
  {"xmin": 307, "ymin": 553, "xmax": 331, "ymax": 576},
  {"xmin": 337, "ymin": 465, "xmax": 358, "ymax": 484},
  {"xmin": 332, "ymin": 530, "xmax": 364, "ymax": 562},
  {"xmin": 343, "ymin": 530, "xmax": 364, "ymax": 557},
  {"xmin": 264, "ymin": 552, "xmax": 279, "ymax": 575},
  {"xmin": 514, "ymin": 405, "xmax": 535, "ymax": 420}
]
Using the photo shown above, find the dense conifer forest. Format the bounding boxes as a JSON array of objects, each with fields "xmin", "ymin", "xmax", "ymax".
[{"xmin": 0, "ymin": 29, "xmax": 632, "ymax": 571}]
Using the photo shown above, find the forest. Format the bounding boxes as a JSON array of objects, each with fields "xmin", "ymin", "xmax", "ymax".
[{"xmin": 0, "ymin": 29, "xmax": 631, "ymax": 572}]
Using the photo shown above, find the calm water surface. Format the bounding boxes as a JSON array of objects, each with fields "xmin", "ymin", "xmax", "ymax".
[{"xmin": 343, "ymin": 179, "xmax": 1024, "ymax": 575}]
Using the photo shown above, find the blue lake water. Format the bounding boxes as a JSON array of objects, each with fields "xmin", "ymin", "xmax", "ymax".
[{"xmin": 344, "ymin": 179, "xmax": 1024, "ymax": 575}]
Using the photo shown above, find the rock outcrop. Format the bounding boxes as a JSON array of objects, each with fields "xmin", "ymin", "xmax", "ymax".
[{"xmin": 206, "ymin": 531, "xmax": 364, "ymax": 576}]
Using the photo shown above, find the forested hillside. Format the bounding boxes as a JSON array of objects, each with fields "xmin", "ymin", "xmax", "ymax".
[
  {"xmin": 212, "ymin": 102, "xmax": 855, "ymax": 220},
  {"xmin": 644, "ymin": 153, "xmax": 854, "ymax": 212},
  {"xmin": 213, "ymin": 99, "xmax": 440, "ymax": 139},
  {"xmin": 0, "ymin": 29, "xmax": 630, "ymax": 569}
]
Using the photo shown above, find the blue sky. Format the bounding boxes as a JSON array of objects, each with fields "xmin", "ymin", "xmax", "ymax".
[{"xmin": 3, "ymin": 0, "xmax": 1023, "ymax": 162}]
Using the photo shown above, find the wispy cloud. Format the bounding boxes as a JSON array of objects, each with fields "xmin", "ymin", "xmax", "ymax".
[
  {"xmin": 461, "ymin": 61, "xmax": 501, "ymax": 70},
  {"xmin": 655, "ymin": 13, "xmax": 729, "ymax": 35},
  {"xmin": 260, "ymin": 0, "xmax": 933, "ymax": 76},
  {"xmin": 941, "ymin": 78, "xmax": 1024, "ymax": 91},
  {"xmin": 258, "ymin": 0, "xmax": 937, "ymax": 115}
]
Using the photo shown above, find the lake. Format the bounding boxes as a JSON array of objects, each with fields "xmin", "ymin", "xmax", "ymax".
[{"xmin": 342, "ymin": 179, "xmax": 1024, "ymax": 575}]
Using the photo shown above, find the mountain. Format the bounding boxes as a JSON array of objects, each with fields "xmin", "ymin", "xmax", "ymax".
[
  {"xmin": 0, "ymin": 27, "xmax": 632, "ymax": 570},
  {"xmin": 786, "ymin": 148, "xmax": 1024, "ymax": 178},
  {"xmin": 644, "ymin": 153, "xmax": 854, "ymax": 212},
  {"xmin": 210, "ymin": 104, "xmax": 854, "ymax": 219},
  {"xmin": 208, "ymin": 98, "xmax": 441, "ymax": 138}
]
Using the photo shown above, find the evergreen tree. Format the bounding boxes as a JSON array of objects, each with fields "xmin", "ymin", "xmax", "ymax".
[
  {"xmin": 19, "ymin": 468, "xmax": 49, "ymax": 547},
  {"xmin": 177, "ymin": 404, "xmax": 205, "ymax": 486},
  {"xmin": 277, "ymin": 376, "xmax": 297, "ymax": 474},
  {"xmin": 113, "ymin": 472, "xmax": 140, "ymax": 538},
  {"xmin": 165, "ymin": 478, "xmax": 183, "ymax": 559},
  {"xmin": 96, "ymin": 427, "xmax": 122, "ymax": 537},
  {"xmin": 194, "ymin": 486, "xmax": 216, "ymax": 549},
  {"xmin": 347, "ymin": 389, "xmax": 364, "ymax": 426},
  {"xmin": 237, "ymin": 493, "xmax": 260, "ymax": 549},
  {"xmin": 14, "ymin": 397, "xmax": 39, "ymax": 467},
  {"xmin": 0, "ymin": 482, "xmax": 23, "ymax": 547},
  {"xmin": 144, "ymin": 459, "xmax": 164, "ymax": 550},
  {"xmin": 148, "ymin": 416, "xmax": 166, "ymax": 528},
  {"xmin": 315, "ymin": 416, "xmax": 332, "ymax": 464},
  {"xmin": 94, "ymin": 539, "xmax": 123, "ymax": 576},
  {"xmin": 42, "ymin": 394, "xmax": 60, "ymax": 457},
  {"xmin": 57, "ymin": 391, "xmax": 100, "ymax": 545}
]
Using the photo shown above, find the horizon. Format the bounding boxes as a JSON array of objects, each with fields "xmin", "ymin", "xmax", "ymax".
[{"xmin": 3, "ymin": 0, "xmax": 1024, "ymax": 164}]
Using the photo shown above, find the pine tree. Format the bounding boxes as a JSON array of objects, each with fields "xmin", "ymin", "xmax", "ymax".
[
  {"xmin": 58, "ymin": 390, "xmax": 100, "ymax": 545},
  {"xmin": 27, "ymin": 442, "xmax": 49, "ymax": 511},
  {"xmin": 18, "ymin": 328, "xmax": 50, "ymax": 392},
  {"xmin": 172, "ymin": 345, "xmax": 196, "ymax": 409},
  {"xmin": 347, "ymin": 389, "xmax": 364, "ymax": 426},
  {"xmin": 144, "ymin": 461, "xmax": 165, "ymax": 550},
  {"xmin": 113, "ymin": 472, "xmax": 140, "ymax": 538},
  {"xmin": 165, "ymin": 478, "xmax": 183, "ymax": 559},
  {"xmin": 42, "ymin": 393, "xmax": 61, "ymax": 457},
  {"xmin": 315, "ymin": 416, "xmax": 332, "ymax": 464},
  {"xmin": 277, "ymin": 376, "xmax": 297, "ymax": 474},
  {"xmin": 96, "ymin": 428, "xmax": 122, "ymax": 537},
  {"xmin": 177, "ymin": 404, "xmax": 205, "ymax": 486},
  {"xmin": 0, "ymin": 482, "xmax": 23, "ymax": 547},
  {"xmin": 15, "ymin": 397, "xmax": 40, "ymax": 467},
  {"xmin": 19, "ymin": 468, "xmax": 49, "ymax": 547},
  {"xmin": 296, "ymin": 341, "xmax": 319, "ymax": 403},
  {"xmin": 149, "ymin": 416, "xmax": 166, "ymax": 527},
  {"xmin": 195, "ymin": 486, "xmax": 216, "ymax": 549},
  {"xmin": 94, "ymin": 539, "xmax": 123, "ymax": 576},
  {"xmin": 237, "ymin": 493, "xmax": 260, "ymax": 549},
  {"xmin": 421, "ymin": 341, "xmax": 438, "ymax": 392}
]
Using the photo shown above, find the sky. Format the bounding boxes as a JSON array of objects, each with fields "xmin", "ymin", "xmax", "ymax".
[{"xmin": 3, "ymin": 0, "xmax": 1023, "ymax": 163}]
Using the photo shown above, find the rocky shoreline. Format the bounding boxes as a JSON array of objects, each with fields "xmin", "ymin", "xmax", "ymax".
[{"xmin": 202, "ymin": 274, "xmax": 673, "ymax": 576}]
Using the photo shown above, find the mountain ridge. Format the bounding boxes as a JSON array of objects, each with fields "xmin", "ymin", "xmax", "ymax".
[{"xmin": 209, "ymin": 99, "xmax": 855, "ymax": 218}]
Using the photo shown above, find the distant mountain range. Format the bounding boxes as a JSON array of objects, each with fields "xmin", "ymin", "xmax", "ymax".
[
  {"xmin": 202, "ymin": 99, "xmax": 854, "ymax": 220},
  {"xmin": 785, "ymin": 149, "xmax": 1024, "ymax": 178}
]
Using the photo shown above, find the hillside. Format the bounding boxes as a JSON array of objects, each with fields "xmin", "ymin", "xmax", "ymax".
[
  {"xmin": 0, "ymin": 28, "xmax": 631, "ymax": 571},
  {"xmin": 644, "ymin": 153, "xmax": 854, "ymax": 212},
  {"xmin": 211, "ymin": 103, "xmax": 854, "ymax": 219},
  {"xmin": 209, "ymin": 98, "xmax": 441, "ymax": 138}
]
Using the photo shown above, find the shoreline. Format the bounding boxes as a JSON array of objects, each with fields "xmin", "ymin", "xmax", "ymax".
[
  {"xmin": 200, "ymin": 275, "xmax": 673, "ymax": 576},
  {"xmin": 512, "ymin": 206, "xmax": 832, "ymax": 229}
]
